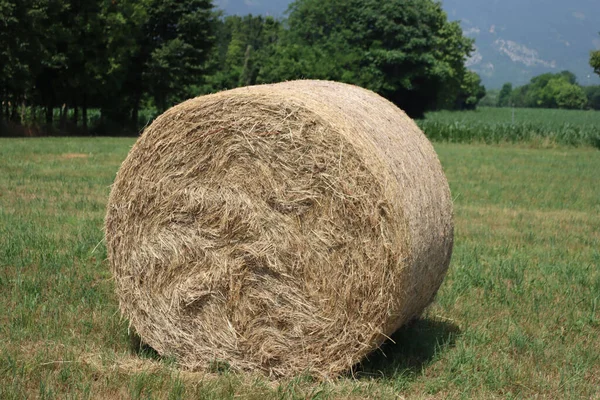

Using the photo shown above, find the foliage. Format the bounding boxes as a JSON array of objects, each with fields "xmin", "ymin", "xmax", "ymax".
[
  {"xmin": 202, "ymin": 0, "xmax": 478, "ymax": 117},
  {"xmin": 477, "ymin": 89, "xmax": 499, "ymax": 107},
  {"xmin": 203, "ymin": 15, "xmax": 283, "ymax": 92},
  {"xmin": 507, "ymin": 71, "xmax": 588, "ymax": 110},
  {"xmin": 591, "ymin": 34, "xmax": 600, "ymax": 76},
  {"xmin": 0, "ymin": 0, "xmax": 216, "ymax": 132},
  {"xmin": 100, "ymin": 0, "xmax": 217, "ymax": 127},
  {"xmin": 452, "ymin": 70, "xmax": 486, "ymax": 110},
  {"xmin": 553, "ymin": 82, "xmax": 588, "ymax": 110},
  {"xmin": 265, "ymin": 0, "xmax": 475, "ymax": 117},
  {"xmin": 583, "ymin": 85, "xmax": 600, "ymax": 110},
  {"xmin": 592, "ymin": 51, "xmax": 600, "ymax": 76},
  {"xmin": 0, "ymin": 0, "xmax": 72, "ymax": 123},
  {"xmin": 1, "ymin": 0, "xmax": 481, "ymax": 133},
  {"xmin": 497, "ymin": 83, "xmax": 513, "ymax": 107}
]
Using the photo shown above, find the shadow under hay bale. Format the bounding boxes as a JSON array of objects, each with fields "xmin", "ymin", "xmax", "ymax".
[
  {"xmin": 352, "ymin": 318, "xmax": 460, "ymax": 380},
  {"xmin": 128, "ymin": 328, "xmax": 161, "ymax": 361},
  {"xmin": 105, "ymin": 80, "xmax": 454, "ymax": 379}
]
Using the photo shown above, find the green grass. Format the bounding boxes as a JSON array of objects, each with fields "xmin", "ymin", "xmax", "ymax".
[
  {"xmin": 418, "ymin": 107, "xmax": 600, "ymax": 148},
  {"xmin": 1, "ymin": 138, "xmax": 599, "ymax": 399}
]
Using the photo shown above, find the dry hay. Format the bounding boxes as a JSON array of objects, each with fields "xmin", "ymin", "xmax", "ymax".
[{"xmin": 105, "ymin": 80, "xmax": 453, "ymax": 379}]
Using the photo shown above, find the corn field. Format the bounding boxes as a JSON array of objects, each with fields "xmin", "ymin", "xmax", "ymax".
[{"xmin": 418, "ymin": 107, "xmax": 600, "ymax": 148}]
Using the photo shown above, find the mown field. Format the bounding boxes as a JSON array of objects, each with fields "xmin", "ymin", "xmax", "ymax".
[
  {"xmin": 418, "ymin": 107, "xmax": 600, "ymax": 148},
  {"xmin": 1, "ymin": 138, "xmax": 599, "ymax": 399}
]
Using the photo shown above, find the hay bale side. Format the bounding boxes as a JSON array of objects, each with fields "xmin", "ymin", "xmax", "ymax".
[{"xmin": 105, "ymin": 80, "xmax": 453, "ymax": 378}]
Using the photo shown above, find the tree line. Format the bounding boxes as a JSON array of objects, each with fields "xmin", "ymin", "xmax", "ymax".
[
  {"xmin": 480, "ymin": 71, "xmax": 600, "ymax": 111},
  {"xmin": 1, "ymin": 0, "xmax": 489, "ymax": 135},
  {"xmin": 0, "ymin": 0, "xmax": 216, "ymax": 134},
  {"xmin": 204, "ymin": 1, "xmax": 486, "ymax": 117}
]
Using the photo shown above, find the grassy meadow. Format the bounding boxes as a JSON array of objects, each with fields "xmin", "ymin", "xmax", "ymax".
[
  {"xmin": 418, "ymin": 107, "xmax": 600, "ymax": 148},
  {"xmin": 1, "ymin": 137, "xmax": 599, "ymax": 399}
]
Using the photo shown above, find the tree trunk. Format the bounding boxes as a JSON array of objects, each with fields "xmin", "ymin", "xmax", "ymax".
[
  {"xmin": 132, "ymin": 104, "xmax": 139, "ymax": 130},
  {"xmin": 82, "ymin": 93, "xmax": 88, "ymax": 133},
  {"xmin": 60, "ymin": 104, "xmax": 69, "ymax": 131},
  {"xmin": 72, "ymin": 104, "xmax": 79, "ymax": 126},
  {"xmin": 45, "ymin": 104, "xmax": 53, "ymax": 126},
  {"xmin": 20, "ymin": 100, "xmax": 26, "ymax": 124},
  {"xmin": 0, "ymin": 88, "xmax": 4, "ymax": 123},
  {"xmin": 132, "ymin": 91, "xmax": 141, "ymax": 130},
  {"xmin": 10, "ymin": 100, "xmax": 18, "ymax": 122}
]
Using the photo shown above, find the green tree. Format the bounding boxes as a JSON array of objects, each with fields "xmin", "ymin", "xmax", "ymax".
[
  {"xmin": 0, "ymin": 0, "xmax": 21, "ymax": 122},
  {"xmin": 99, "ymin": 0, "xmax": 150, "ymax": 128},
  {"xmin": 591, "ymin": 34, "xmax": 600, "ymax": 76},
  {"xmin": 583, "ymin": 86, "xmax": 600, "ymax": 110},
  {"xmin": 204, "ymin": 15, "xmax": 282, "ymax": 92},
  {"xmin": 102, "ymin": 0, "xmax": 217, "ymax": 127},
  {"xmin": 497, "ymin": 83, "xmax": 513, "ymax": 107},
  {"xmin": 527, "ymin": 73, "xmax": 556, "ymax": 107},
  {"xmin": 557, "ymin": 70, "xmax": 578, "ymax": 85},
  {"xmin": 591, "ymin": 51, "xmax": 600, "ymax": 76},
  {"xmin": 506, "ymin": 71, "xmax": 586, "ymax": 110},
  {"xmin": 554, "ymin": 83, "xmax": 587, "ymax": 110},
  {"xmin": 478, "ymin": 89, "xmax": 499, "ymax": 107},
  {"xmin": 453, "ymin": 71, "xmax": 486, "ymax": 110},
  {"xmin": 509, "ymin": 84, "xmax": 529, "ymax": 107},
  {"xmin": 60, "ymin": 0, "xmax": 106, "ymax": 131},
  {"xmin": 264, "ymin": 0, "xmax": 473, "ymax": 118},
  {"xmin": 142, "ymin": 0, "xmax": 216, "ymax": 114},
  {"xmin": 1, "ymin": 0, "xmax": 218, "ymax": 134},
  {"xmin": 538, "ymin": 75, "xmax": 586, "ymax": 109},
  {"xmin": 0, "ymin": 0, "xmax": 69, "ymax": 124}
]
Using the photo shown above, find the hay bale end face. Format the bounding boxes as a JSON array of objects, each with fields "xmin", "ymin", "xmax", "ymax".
[{"xmin": 105, "ymin": 80, "xmax": 453, "ymax": 378}]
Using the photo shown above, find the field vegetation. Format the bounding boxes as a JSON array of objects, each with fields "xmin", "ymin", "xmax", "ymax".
[
  {"xmin": 1, "ymin": 138, "xmax": 598, "ymax": 398},
  {"xmin": 419, "ymin": 107, "xmax": 600, "ymax": 148}
]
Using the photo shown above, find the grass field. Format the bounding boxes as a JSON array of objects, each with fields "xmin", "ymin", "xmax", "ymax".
[
  {"xmin": 418, "ymin": 107, "xmax": 600, "ymax": 148},
  {"xmin": 1, "ymin": 138, "xmax": 599, "ymax": 399}
]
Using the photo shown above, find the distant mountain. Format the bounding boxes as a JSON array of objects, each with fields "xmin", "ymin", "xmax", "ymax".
[
  {"xmin": 444, "ymin": 0, "xmax": 600, "ymax": 88},
  {"xmin": 214, "ymin": 0, "xmax": 600, "ymax": 88}
]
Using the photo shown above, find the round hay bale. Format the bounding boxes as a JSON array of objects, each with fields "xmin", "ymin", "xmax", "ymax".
[{"xmin": 105, "ymin": 80, "xmax": 453, "ymax": 378}]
